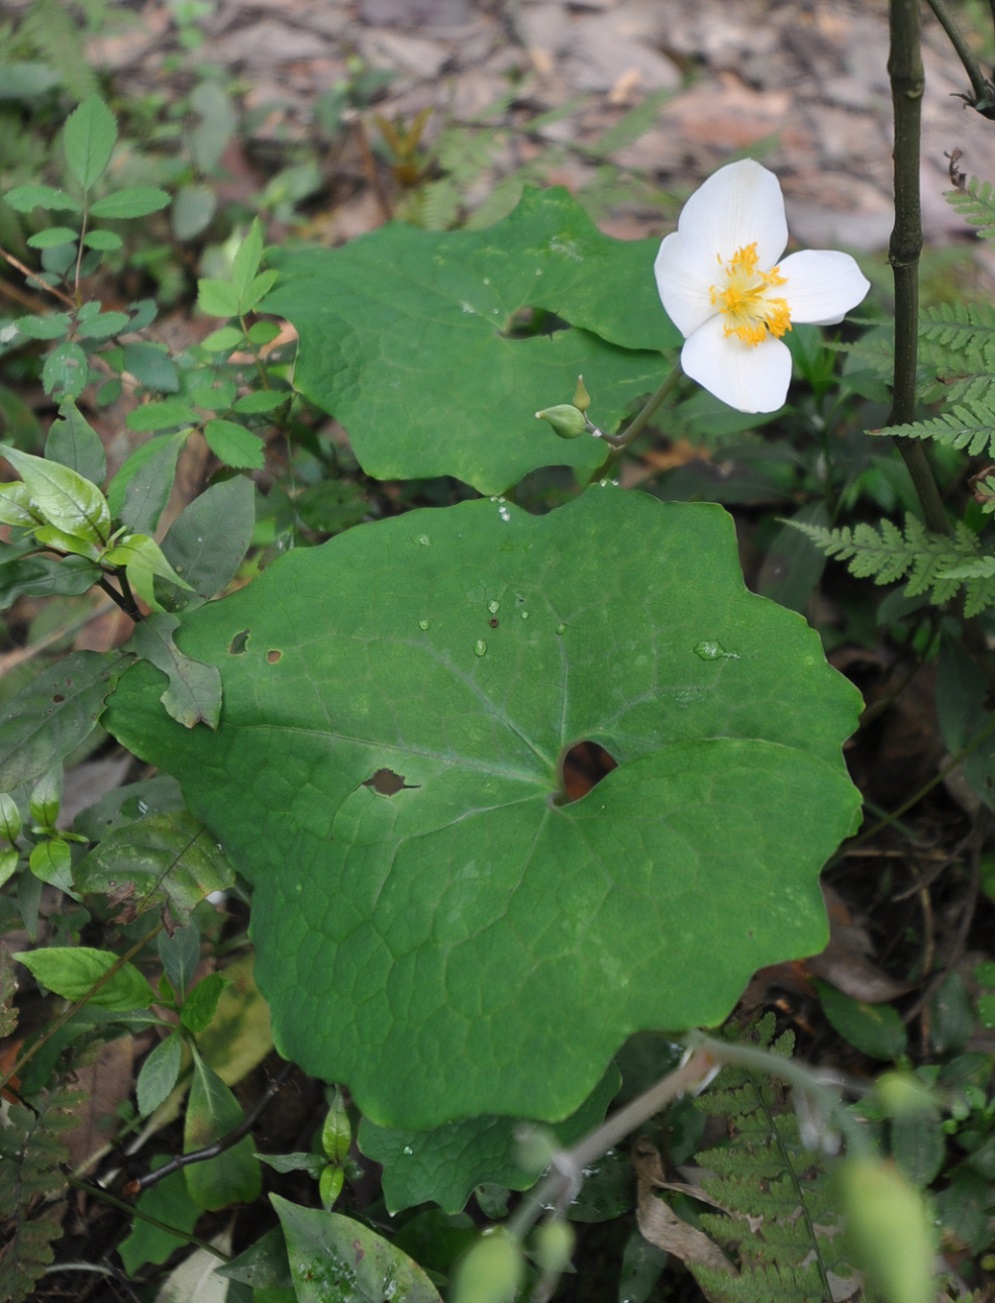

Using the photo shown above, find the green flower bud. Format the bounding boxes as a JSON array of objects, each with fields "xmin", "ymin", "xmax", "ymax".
[
  {"xmin": 0, "ymin": 793, "xmax": 22, "ymax": 845},
  {"xmin": 452, "ymin": 1228, "xmax": 524, "ymax": 1303},
  {"xmin": 321, "ymin": 1085, "xmax": 352, "ymax": 1163},
  {"xmin": 835, "ymin": 1156, "xmax": 935, "ymax": 1303},
  {"xmin": 572, "ymin": 375, "xmax": 591, "ymax": 412},
  {"xmin": 535, "ymin": 404, "xmax": 588, "ymax": 440},
  {"xmin": 319, "ymin": 1163, "xmax": 344, "ymax": 1209}
]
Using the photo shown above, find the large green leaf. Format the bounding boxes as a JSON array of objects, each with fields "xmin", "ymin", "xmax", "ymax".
[
  {"xmin": 105, "ymin": 490, "xmax": 862, "ymax": 1128},
  {"xmin": 264, "ymin": 188, "xmax": 681, "ymax": 494}
]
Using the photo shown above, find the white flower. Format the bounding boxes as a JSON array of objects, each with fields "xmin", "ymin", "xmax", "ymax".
[{"xmin": 654, "ymin": 159, "xmax": 870, "ymax": 414}]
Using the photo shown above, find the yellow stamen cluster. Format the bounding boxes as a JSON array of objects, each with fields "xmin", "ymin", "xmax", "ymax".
[{"xmin": 709, "ymin": 242, "xmax": 791, "ymax": 347}]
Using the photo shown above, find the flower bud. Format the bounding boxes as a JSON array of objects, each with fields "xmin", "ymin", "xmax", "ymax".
[
  {"xmin": 531, "ymin": 1218, "xmax": 575, "ymax": 1273},
  {"xmin": 572, "ymin": 375, "xmax": 591, "ymax": 413},
  {"xmin": 535, "ymin": 404, "xmax": 588, "ymax": 440}
]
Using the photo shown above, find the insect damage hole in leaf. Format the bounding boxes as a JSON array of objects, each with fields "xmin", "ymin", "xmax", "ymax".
[
  {"xmin": 363, "ymin": 768, "xmax": 420, "ymax": 797},
  {"xmin": 266, "ymin": 649, "xmax": 282, "ymax": 664},
  {"xmin": 556, "ymin": 740, "xmax": 619, "ymax": 804},
  {"xmin": 227, "ymin": 629, "xmax": 250, "ymax": 655}
]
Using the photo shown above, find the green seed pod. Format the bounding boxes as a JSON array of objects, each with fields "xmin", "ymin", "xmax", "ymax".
[
  {"xmin": 531, "ymin": 1218, "xmax": 575, "ymax": 1273},
  {"xmin": 451, "ymin": 1228, "xmax": 524, "ymax": 1303},
  {"xmin": 835, "ymin": 1156, "xmax": 935, "ymax": 1303},
  {"xmin": 572, "ymin": 375, "xmax": 592, "ymax": 413},
  {"xmin": 534, "ymin": 404, "xmax": 588, "ymax": 440}
]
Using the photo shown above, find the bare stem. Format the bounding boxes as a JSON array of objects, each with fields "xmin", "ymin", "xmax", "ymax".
[
  {"xmin": 888, "ymin": 0, "xmax": 949, "ymax": 535},
  {"xmin": 924, "ymin": 0, "xmax": 995, "ymax": 114}
]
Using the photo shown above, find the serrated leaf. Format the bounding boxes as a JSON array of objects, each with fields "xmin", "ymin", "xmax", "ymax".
[
  {"xmin": 1, "ymin": 443, "xmax": 110, "ymax": 546},
  {"xmin": 104, "ymin": 490, "xmax": 861, "ymax": 1127},
  {"xmin": 231, "ymin": 219, "xmax": 264, "ymax": 302},
  {"xmin": 64, "ymin": 95, "xmax": 116, "ymax": 190},
  {"xmin": 74, "ymin": 809, "xmax": 235, "ymax": 923},
  {"xmin": 203, "ymin": 418, "xmax": 265, "ymax": 469},
  {"xmin": 126, "ymin": 398, "xmax": 199, "ymax": 433},
  {"xmin": 76, "ymin": 310, "xmax": 130, "ymax": 340},
  {"xmin": 27, "ymin": 226, "xmax": 79, "ymax": 249},
  {"xmin": 15, "ymin": 945, "xmax": 155, "ymax": 1010},
  {"xmin": 263, "ymin": 187, "xmax": 682, "ymax": 494},
  {"xmin": 14, "ymin": 313, "xmax": 73, "ymax": 341},
  {"xmin": 45, "ymin": 400, "xmax": 106, "ymax": 484},
  {"xmin": 41, "ymin": 340, "xmax": 89, "ymax": 399},
  {"xmin": 180, "ymin": 971, "xmax": 228, "ymax": 1034},
  {"xmin": 184, "ymin": 1049, "xmax": 261, "ymax": 1210},
  {"xmin": 239, "ymin": 268, "xmax": 279, "ymax": 314},
  {"xmin": 197, "ymin": 278, "xmax": 241, "ymax": 319},
  {"xmin": 83, "ymin": 229, "xmax": 123, "ymax": 251},
  {"xmin": 4, "ymin": 184, "xmax": 82, "ymax": 213},
  {"xmin": 271, "ymin": 1197, "xmax": 442, "ymax": 1303},
  {"xmin": 160, "ymin": 475, "xmax": 255, "ymax": 609},
  {"xmin": 137, "ymin": 1032, "xmax": 183, "ymax": 1115},
  {"xmin": 231, "ymin": 389, "xmax": 289, "ymax": 414},
  {"xmin": 0, "ymin": 650, "xmax": 128, "ymax": 791},
  {"xmin": 129, "ymin": 611, "xmax": 221, "ymax": 728},
  {"xmin": 88, "ymin": 186, "xmax": 170, "ymax": 219}
]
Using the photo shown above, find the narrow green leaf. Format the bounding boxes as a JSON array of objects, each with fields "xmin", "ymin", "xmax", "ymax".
[
  {"xmin": 160, "ymin": 476, "xmax": 255, "ymax": 607},
  {"xmin": 231, "ymin": 219, "xmax": 264, "ymax": 303},
  {"xmin": 108, "ymin": 431, "xmax": 187, "ymax": 534},
  {"xmin": 199, "ymin": 325, "xmax": 244, "ymax": 353},
  {"xmin": 64, "ymin": 95, "xmax": 117, "ymax": 190},
  {"xmin": 1, "ymin": 443, "xmax": 110, "ymax": 545},
  {"xmin": 171, "ymin": 183, "xmax": 216, "ymax": 241},
  {"xmin": 185, "ymin": 1049, "xmax": 261, "ymax": 1210},
  {"xmin": 231, "ymin": 389, "xmax": 288, "ymax": 414},
  {"xmin": 129, "ymin": 611, "xmax": 222, "ymax": 729},
  {"xmin": 33, "ymin": 521, "xmax": 103, "ymax": 560},
  {"xmin": 0, "ymin": 649, "xmax": 128, "ymax": 791},
  {"xmin": 0, "ymin": 554, "xmax": 100, "ymax": 609},
  {"xmin": 88, "ymin": 187, "xmax": 170, "ymax": 219},
  {"xmin": 45, "ymin": 400, "xmax": 107, "ymax": 484},
  {"xmin": 203, "ymin": 419, "xmax": 265, "ymax": 470},
  {"xmin": 103, "ymin": 532, "xmax": 193, "ymax": 611},
  {"xmin": 15, "ymin": 945, "xmax": 155, "ymax": 1011},
  {"xmin": 74, "ymin": 809, "xmax": 235, "ymax": 923},
  {"xmin": 137, "ymin": 1033, "xmax": 183, "ymax": 1116}
]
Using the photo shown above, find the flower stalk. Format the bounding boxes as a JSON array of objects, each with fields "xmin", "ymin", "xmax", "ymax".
[{"xmin": 888, "ymin": 0, "xmax": 949, "ymax": 536}]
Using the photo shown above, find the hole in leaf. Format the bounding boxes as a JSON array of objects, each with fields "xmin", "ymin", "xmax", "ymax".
[
  {"xmin": 228, "ymin": 629, "xmax": 250, "ymax": 655},
  {"xmin": 52, "ymin": 694, "xmax": 65, "ymax": 704},
  {"xmin": 267, "ymin": 649, "xmax": 283, "ymax": 664},
  {"xmin": 363, "ymin": 768, "xmax": 420, "ymax": 797},
  {"xmin": 557, "ymin": 741, "xmax": 618, "ymax": 805}
]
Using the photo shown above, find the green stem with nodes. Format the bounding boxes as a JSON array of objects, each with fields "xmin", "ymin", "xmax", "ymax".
[
  {"xmin": 586, "ymin": 361, "xmax": 683, "ymax": 483},
  {"xmin": 924, "ymin": 0, "xmax": 995, "ymax": 114},
  {"xmin": 888, "ymin": 0, "xmax": 949, "ymax": 538}
]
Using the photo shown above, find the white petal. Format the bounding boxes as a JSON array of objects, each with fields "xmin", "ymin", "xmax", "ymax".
[
  {"xmin": 681, "ymin": 316, "xmax": 792, "ymax": 413},
  {"xmin": 778, "ymin": 249, "xmax": 870, "ymax": 325},
  {"xmin": 677, "ymin": 160, "xmax": 788, "ymax": 270},
  {"xmin": 654, "ymin": 231, "xmax": 716, "ymax": 338}
]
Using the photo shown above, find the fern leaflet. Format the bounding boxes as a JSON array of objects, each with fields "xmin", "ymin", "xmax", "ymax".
[
  {"xmin": 946, "ymin": 174, "xmax": 995, "ymax": 242},
  {"xmin": 691, "ymin": 1018, "xmax": 856, "ymax": 1303},
  {"xmin": 874, "ymin": 399, "xmax": 995, "ymax": 457}
]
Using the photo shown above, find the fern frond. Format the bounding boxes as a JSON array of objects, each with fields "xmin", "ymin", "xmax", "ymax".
[
  {"xmin": 946, "ymin": 175, "xmax": 995, "ymax": 242},
  {"xmin": 875, "ymin": 400, "xmax": 995, "ymax": 457},
  {"xmin": 0, "ymin": 1086, "xmax": 82, "ymax": 1303},
  {"xmin": 919, "ymin": 300, "xmax": 995, "ymax": 378},
  {"xmin": 17, "ymin": 0, "xmax": 97, "ymax": 101},
  {"xmin": 691, "ymin": 1019, "xmax": 854, "ymax": 1303},
  {"xmin": 790, "ymin": 515, "xmax": 995, "ymax": 614}
]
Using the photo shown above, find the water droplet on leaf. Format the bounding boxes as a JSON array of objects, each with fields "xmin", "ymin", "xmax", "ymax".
[
  {"xmin": 488, "ymin": 599, "xmax": 500, "ymax": 614},
  {"xmin": 418, "ymin": 618, "xmax": 430, "ymax": 630},
  {"xmin": 474, "ymin": 639, "xmax": 487, "ymax": 657},
  {"xmin": 555, "ymin": 622, "xmax": 567, "ymax": 635}
]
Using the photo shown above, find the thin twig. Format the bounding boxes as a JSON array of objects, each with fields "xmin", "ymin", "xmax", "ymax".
[
  {"xmin": 924, "ymin": 0, "xmax": 995, "ymax": 115},
  {"xmin": 127, "ymin": 1059, "xmax": 297, "ymax": 1194},
  {"xmin": 0, "ymin": 246, "xmax": 76, "ymax": 309}
]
